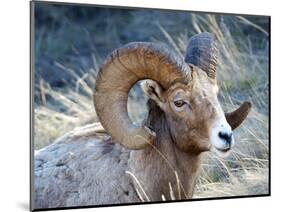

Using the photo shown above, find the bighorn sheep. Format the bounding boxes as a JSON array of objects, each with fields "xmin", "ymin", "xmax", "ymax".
[{"xmin": 33, "ymin": 32, "xmax": 251, "ymax": 209}]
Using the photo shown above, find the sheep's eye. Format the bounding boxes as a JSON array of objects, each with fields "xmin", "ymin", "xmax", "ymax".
[{"xmin": 174, "ymin": 100, "xmax": 185, "ymax": 107}]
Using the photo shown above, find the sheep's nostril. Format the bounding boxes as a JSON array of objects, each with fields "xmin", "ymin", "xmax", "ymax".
[{"xmin": 218, "ymin": 132, "xmax": 233, "ymax": 146}]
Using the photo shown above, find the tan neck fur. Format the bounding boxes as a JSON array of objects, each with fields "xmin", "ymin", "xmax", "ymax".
[{"xmin": 128, "ymin": 100, "xmax": 203, "ymax": 201}]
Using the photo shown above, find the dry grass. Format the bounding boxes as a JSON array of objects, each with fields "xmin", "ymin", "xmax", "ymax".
[{"xmin": 34, "ymin": 14, "xmax": 269, "ymax": 198}]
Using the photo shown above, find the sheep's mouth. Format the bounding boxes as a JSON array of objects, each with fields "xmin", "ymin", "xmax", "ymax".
[{"xmin": 215, "ymin": 147, "xmax": 231, "ymax": 153}]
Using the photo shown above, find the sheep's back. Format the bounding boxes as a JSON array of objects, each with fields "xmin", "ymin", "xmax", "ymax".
[{"xmin": 34, "ymin": 123, "xmax": 140, "ymax": 209}]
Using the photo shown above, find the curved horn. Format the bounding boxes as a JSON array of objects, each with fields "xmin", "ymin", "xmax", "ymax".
[
  {"xmin": 225, "ymin": 101, "xmax": 252, "ymax": 130},
  {"xmin": 185, "ymin": 32, "xmax": 218, "ymax": 79},
  {"xmin": 94, "ymin": 42, "xmax": 190, "ymax": 150}
]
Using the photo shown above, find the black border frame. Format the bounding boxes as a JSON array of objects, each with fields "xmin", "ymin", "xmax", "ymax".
[{"xmin": 30, "ymin": 1, "xmax": 271, "ymax": 211}]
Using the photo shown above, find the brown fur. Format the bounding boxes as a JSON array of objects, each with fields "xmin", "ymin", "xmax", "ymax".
[
  {"xmin": 128, "ymin": 99, "xmax": 203, "ymax": 200},
  {"xmin": 126, "ymin": 67, "xmax": 225, "ymax": 201},
  {"xmin": 143, "ymin": 67, "xmax": 222, "ymax": 154}
]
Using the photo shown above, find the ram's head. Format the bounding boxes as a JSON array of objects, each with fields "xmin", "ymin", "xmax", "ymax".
[{"xmin": 94, "ymin": 32, "xmax": 251, "ymax": 156}]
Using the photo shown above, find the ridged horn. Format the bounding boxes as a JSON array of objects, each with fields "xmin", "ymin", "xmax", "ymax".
[
  {"xmin": 185, "ymin": 32, "xmax": 218, "ymax": 79},
  {"xmin": 94, "ymin": 42, "xmax": 191, "ymax": 150},
  {"xmin": 225, "ymin": 101, "xmax": 252, "ymax": 130}
]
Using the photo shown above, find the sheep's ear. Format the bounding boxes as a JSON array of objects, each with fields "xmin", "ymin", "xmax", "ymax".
[
  {"xmin": 141, "ymin": 80, "xmax": 165, "ymax": 109},
  {"xmin": 187, "ymin": 63, "xmax": 199, "ymax": 89},
  {"xmin": 225, "ymin": 101, "xmax": 252, "ymax": 130}
]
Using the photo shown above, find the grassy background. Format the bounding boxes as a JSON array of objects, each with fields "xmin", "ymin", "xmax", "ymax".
[{"xmin": 33, "ymin": 2, "xmax": 269, "ymax": 199}]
